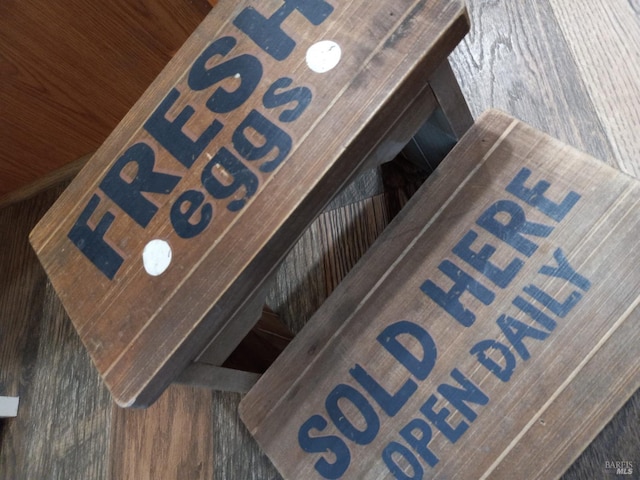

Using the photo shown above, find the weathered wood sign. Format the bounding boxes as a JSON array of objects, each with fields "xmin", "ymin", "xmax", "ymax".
[
  {"xmin": 29, "ymin": 0, "xmax": 470, "ymax": 407},
  {"xmin": 240, "ymin": 110, "xmax": 640, "ymax": 479}
]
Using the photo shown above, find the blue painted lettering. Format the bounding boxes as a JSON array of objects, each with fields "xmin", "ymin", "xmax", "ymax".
[
  {"xmin": 452, "ymin": 229, "xmax": 524, "ymax": 288},
  {"xmin": 512, "ymin": 295, "xmax": 557, "ymax": 331},
  {"xmin": 144, "ymin": 88, "xmax": 224, "ymax": 169},
  {"xmin": 539, "ymin": 248, "xmax": 592, "ymax": 291},
  {"xmin": 200, "ymin": 147, "xmax": 258, "ymax": 212},
  {"xmin": 470, "ymin": 340, "xmax": 516, "ymax": 382},
  {"xmin": 382, "ymin": 441, "xmax": 424, "ymax": 480},
  {"xmin": 263, "ymin": 77, "xmax": 312, "ymax": 122},
  {"xmin": 496, "ymin": 314, "xmax": 549, "ymax": 361},
  {"xmin": 67, "ymin": 194, "xmax": 124, "ymax": 280},
  {"xmin": 523, "ymin": 284, "xmax": 582, "ymax": 318},
  {"xmin": 506, "ymin": 167, "xmax": 581, "ymax": 222},
  {"xmin": 298, "ymin": 415, "xmax": 351, "ymax": 479},
  {"xmin": 438, "ymin": 368, "xmax": 489, "ymax": 422},
  {"xmin": 350, "ymin": 364, "xmax": 417, "ymax": 417},
  {"xmin": 99, "ymin": 142, "xmax": 181, "ymax": 227},
  {"xmin": 233, "ymin": 0, "xmax": 335, "ymax": 61},
  {"xmin": 170, "ymin": 189, "xmax": 213, "ymax": 239},
  {"xmin": 420, "ymin": 396, "xmax": 467, "ymax": 444},
  {"xmin": 399, "ymin": 418, "xmax": 439, "ymax": 467},
  {"xmin": 420, "ymin": 260, "xmax": 495, "ymax": 327},
  {"xmin": 476, "ymin": 200, "xmax": 553, "ymax": 257},
  {"xmin": 188, "ymin": 36, "xmax": 263, "ymax": 114},
  {"xmin": 325, "ymin": 384, "xmax": 379, "ymax": 445},
  {"xmin": 377, "ymin": 321, "xmax": 437, "ymax": 380},
  {"xmin": 232, "ymin": 109, "xmax": 292, "ymax": 173}
]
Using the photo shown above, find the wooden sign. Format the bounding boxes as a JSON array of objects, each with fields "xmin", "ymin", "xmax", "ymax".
[
  {"xmin": 29, "ymin": 0, "xmax": 470, "ymax": 407},
  {"xmin": 240, "ymin": 110, "xmax": 640, "ymax": 479}
]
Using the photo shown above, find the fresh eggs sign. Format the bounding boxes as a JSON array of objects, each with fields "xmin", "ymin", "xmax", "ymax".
[
  {"xmin": 68, "ymin": 0, "xmax": 335, "ymax": 280},
  {"xmin": 30, "ymin": 0, "xmax": 471, "ymax": 407}
]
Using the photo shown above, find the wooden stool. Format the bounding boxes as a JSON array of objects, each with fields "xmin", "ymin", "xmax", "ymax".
[
  {"xmin": 29, "ymin": 0, "xmax": 471, "ymax": 407},
  {"xmin": 240, "ymin": 110, "xmax": 640, "ymax": 479}
]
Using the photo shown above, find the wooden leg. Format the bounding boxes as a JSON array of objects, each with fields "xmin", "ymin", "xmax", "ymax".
[
  {"xmin": 174, "ymin": 364, "xmax": 261, "ymax": 393},
  {"xmin": 427, "ymin": 58, "xmax": 474, "ymax": 139},
  {"xmin": 177, "ymin": 306, "xmax": 294, "ymax": 393},
  {"xmin": 401, "ymin": 59, "xmax": 473, "ymax": 171}
]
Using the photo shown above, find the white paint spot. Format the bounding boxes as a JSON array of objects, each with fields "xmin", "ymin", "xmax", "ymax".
[
  {"xmin": 306, "ymin": 40, "xmax": 341, "ymax": 73},
  {"xmin": 143, "ymin": 239, "xmax": 172, "ymax": 276}
]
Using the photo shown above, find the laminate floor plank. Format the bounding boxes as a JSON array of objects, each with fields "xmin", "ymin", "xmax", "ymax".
[
  {"xmin": 548, "ymin": 0, "xmax": 640, "ymax": 176},
  {"xmin": 109, "ymin": 385, "xmax": 215, "ymax": 480},
  {"xmin": 0, "ymin": 183, "xmax": 112, "ymax": 480},
  {"xmin": 449, "ymin": 0, "xmax": 616, "ymax": 164}
]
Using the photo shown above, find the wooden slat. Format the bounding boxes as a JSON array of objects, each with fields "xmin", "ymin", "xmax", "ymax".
[
  {"xmin": 175, "ymin": 365, "xmax": 261, "ymax": 393},
  {"xmin": 489, "ymin": 303, "xmax": 640, "ymax": 478},
  {"xmin": 29, "ymin": 0, "xmax": 469, "ymax": 407},
  {"xmin": 240, "ymin": 110, "xmax": 640, "ymax": 479}
]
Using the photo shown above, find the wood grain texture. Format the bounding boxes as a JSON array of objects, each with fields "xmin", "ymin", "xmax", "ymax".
[
  {"xmin": 214, "ymin": 190, "xmax": 412, "ymax": 479},
  {"xmin": 241, "ymin": 110, "xmax": 640, "ymax": 479},
  {"xmin": 2, "ymin": 0, "xmax": 640, "ymax": 478},
  {"xmin": 448, "ymin": 2, "xmax": 640, "ymax": 477},
  {"xmin": 547, "ymin": 0, "xmax": 640, "ymax": 177},
  {"xmin": 449, "ymin": 0, "xmax": 616, "ymax": 164},
  {"xmin": 0, "ymin": 183, "xmax": 112, "ymax": 479},
  {"xmin": 108, "ymin": 385, "xmax": 215, "ymax": 480},
  {"xmin": 29, "ymin": 0, "xmax": 469, "ymax": 407},
  {"xmin": 0, "ymin": 0, "xmax": 211, "ymax": 201}
]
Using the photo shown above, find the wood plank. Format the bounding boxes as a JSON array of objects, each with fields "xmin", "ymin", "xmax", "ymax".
[
  {"xmin": 240, "ymin": 110, "xmax": 640, "ymax": 479},
  {"xmin": 29, "ymin": 0, "xmax": 470, "ymax": 407},
  {"xmin": 489, "ymin": 303, "xmax": 640, "ymax": 479},
  {"xmin": 0, "ymin": 183, "xmax": 112, "ymax": 479},
  {"xmin": 449, "ymin": 0, "xmax": 616, "ymax": 165},
  {"xmin": 108, "ymin": 385, "xmax": 214, "ymax": 480},
  {"xmin": 547, "ymin": 0, "xmax": 640, "ymax": 177},
  {"xmin": 175, "ymin": 364, "xmax": 261, "ymax": 393},
  {"xmin": 211, "ymin": 391, "xmax": 281, "ymax": 479}
]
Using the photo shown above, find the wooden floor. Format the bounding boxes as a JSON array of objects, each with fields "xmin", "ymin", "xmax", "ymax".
[{"xmin": 2, "ymin": 0, "xmax": 639, "ymax": 478}]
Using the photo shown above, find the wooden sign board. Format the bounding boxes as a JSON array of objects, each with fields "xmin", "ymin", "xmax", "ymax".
[
  {"xmin": 29, "ymin": 0, "xmax": 469, "ymax": 407},
  {"xmin": 240, "ymin": 110, "xmax": 640, "ymax": 479}
]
